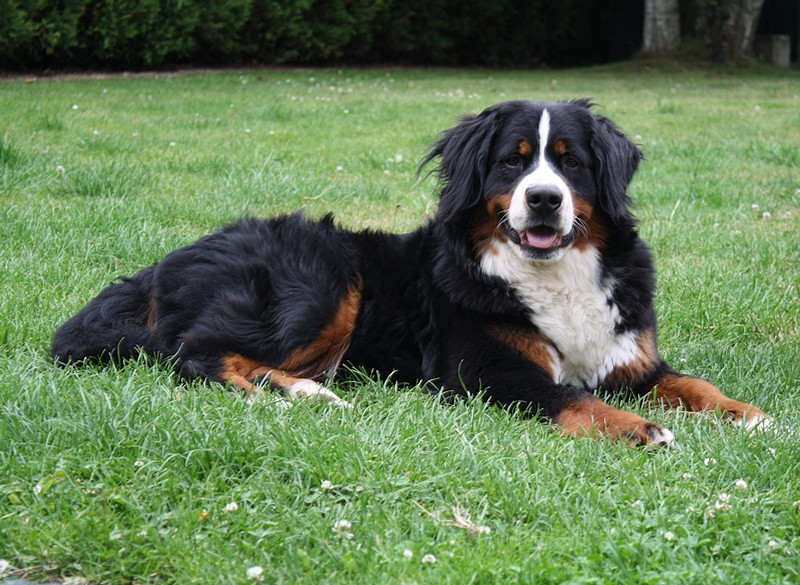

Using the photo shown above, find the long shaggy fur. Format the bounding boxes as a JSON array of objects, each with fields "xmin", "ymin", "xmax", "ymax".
[{"xmin": 53, "ymin": 99, "xmax": 767, "ymax": 445}]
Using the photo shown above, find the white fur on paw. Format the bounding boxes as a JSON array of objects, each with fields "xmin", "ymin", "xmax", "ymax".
[
  {"xmin": 649, "ymin": 425, "xmax": 675, "ymax": 447},
  {"xmin": 287, "ymin": 380, "xmax": 352, "ymax": 408},
  {"xmin": 737, "ymin": 412, "xmax": 773, "ymax": 432}
]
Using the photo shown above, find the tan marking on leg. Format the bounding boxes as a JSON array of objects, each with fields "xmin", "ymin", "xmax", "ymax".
[
  {"xmin": 218, "ymin": 355, "xmax": 350, "ymax": 407},
  {"xmin": 555, "ymin": 396, "xmax": 674, "ymax": 447},
  {"xmin": 489, "ymin": 326, "xmax": 558, "ymax": 380},
  {"xmin": 280, "ymin": 279, "xmax": 362, "ymax": 377},
  {"xmin": 653, "ymin": 374, "xmax": 768, "ymax": 429},
  {"xmin": 603, "ymin": 329, "xmax": 659, "ymax": 387},
  {"xmin": 219, "ymin": 354, "xmax": 276, "ymax": 398},
  {"xmin": 217, "ymin": 281, "xmax": 361, "ymax": 406}
]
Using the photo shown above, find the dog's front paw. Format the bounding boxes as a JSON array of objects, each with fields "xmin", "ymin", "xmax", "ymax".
[
  {"xmin": 654, "ymin": 374, "xmax": 770, "ymax": 431},
  {"xmin": 555, "ymin": 397, "xmax": 674, "ymax": 447}
]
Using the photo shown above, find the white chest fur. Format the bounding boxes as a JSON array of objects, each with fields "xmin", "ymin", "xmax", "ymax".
[{"xmin": 480, "ymin": 241, "xmax": 639, "ymax": 387}]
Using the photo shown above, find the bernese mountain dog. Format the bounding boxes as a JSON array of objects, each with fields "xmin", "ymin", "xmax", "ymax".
[{"xmin": 52, "ymin": 99, "xmax": 768, "ymax": 446}]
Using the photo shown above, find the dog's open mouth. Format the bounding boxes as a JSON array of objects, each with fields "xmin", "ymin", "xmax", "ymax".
[
  {"xmin": 519, "ymin": 226, "xmax": 562, "ymax": 250},
  {"xmin": 505, "ymin": 224, "xmax": 574, "ymax": 257}
]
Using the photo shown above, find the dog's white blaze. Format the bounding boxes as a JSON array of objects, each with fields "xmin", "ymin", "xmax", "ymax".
[
  {"xmin": 507, "ymin": 109, "xmax": 574, "ymax": 238},
  {"xmin": 480, "ymin": 242, "xmax": 639, "ymax": 388}
]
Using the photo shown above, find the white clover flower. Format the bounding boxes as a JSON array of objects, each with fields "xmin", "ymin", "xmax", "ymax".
[
  {"xmin": 333, "ymin": 519, "xmax": 353, "ymax": 539},
  {"xmin": 762, "ymin": 211, "xmax": 772, "ymax": 219},
  {"xmin": 663, "ymin": 531, "xmax": 676, "ymax": 541},
  {"xmin": 704, "ymin": 458, "xmax": 717, "ymax": 466},
  {"xmin": 320, "ymin": 480, "xmax": 334, "ymax": 491},
  {"xmin": 421, "ymin": 554, "xmax": 437, "ymax": 564},
  {"xmin": 734, "ymin": 479, "xmax": 748, "ymax": 490},
  {"xmin": 56, "ymin": 165, "xmax": 65, "ymax": 176},
  {"xmin": 717, "ymin": 492, "xmax": 731, "ymax": 503},
  {"xmin": 682, "ymin": 472, "xmax": 692, "ymax": 481},
  {"xmin": 34, "ymin": 484, "xmax": 42, "ymax": 494},
  {"xmin": 751, "ymin": 203, "xmax": 760, "ymax": 211},
  {"xmin": 631, "ymin": 500, "xmax": 643, "ymax": 510},
  {"xmin": 334, "ymin": 519, "xmax": 351, "ymax": 531},
  {"xmin": 224, "ymin": 501, "xmax": 239, "ymax": 512},
  {"xmin": 403, "ymin": 549, "xmax": 413, "ymax": 560},
  {"xmin": 134, "ymin": 460, "xmax": 145, "ymax": 468},
  {"xmin": 246, "ymin": 566, "xmax": 264, "ymax": 581}
]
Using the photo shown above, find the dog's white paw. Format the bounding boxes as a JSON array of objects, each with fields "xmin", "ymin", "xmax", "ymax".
[
  {"xmin": 736, "ymin": 411, "xmax": 773, "ymax": 432},
  {"xmin": 287, "ymin": 379, "xmax": 352, "ymax": 408}
]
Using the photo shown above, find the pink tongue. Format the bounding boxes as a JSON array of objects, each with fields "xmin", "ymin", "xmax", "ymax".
[{"xmin": 522, "ymin": 229, "xmax": 559, "ymax": 249}]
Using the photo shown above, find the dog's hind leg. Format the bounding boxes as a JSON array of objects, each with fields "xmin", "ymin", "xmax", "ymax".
[
  {"xmin": 212, "ymin": 355, "xmax": 351, "ymax": 408},
  {"xmin": 180, "ymin": 279, "xmax": 362, "ymax": 408}
]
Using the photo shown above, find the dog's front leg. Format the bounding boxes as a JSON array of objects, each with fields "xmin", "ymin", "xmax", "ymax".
[
  {"xmin": 468, "ymin": 326, "xmax": 675, "ymax": 446},
  {"xmin": 651, "ymin": 371, "xmax": 770, "ymax": 430},
  {"xmin": 553, "ymin": 395, "xmax": 674, "ymax": 447}
]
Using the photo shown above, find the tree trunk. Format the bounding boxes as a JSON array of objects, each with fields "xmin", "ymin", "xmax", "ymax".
[
  {"xmin": 705, "ymin": 0, "xmax": 766, "ymax": 62},
  {"xmin": 643, "ymin": 0, "xmax": 681, "ymax": 52}
]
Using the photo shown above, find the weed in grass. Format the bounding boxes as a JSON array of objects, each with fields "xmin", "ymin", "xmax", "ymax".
[{"xmin": 0, "ymin": 67, "xmax": 798, "ymax": 584}]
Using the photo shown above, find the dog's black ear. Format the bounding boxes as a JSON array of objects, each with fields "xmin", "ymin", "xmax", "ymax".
[
  {"xmin": 420, "ymin": 108, "xmax": 499, "ymax": 224},
  {"xmin": 589, "ymin": 110, "xmax": 644, "ymax": 223}
]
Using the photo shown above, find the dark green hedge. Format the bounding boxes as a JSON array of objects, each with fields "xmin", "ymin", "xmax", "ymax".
[{"xmin": 0, "ymin": 0, "xmax": 640, "ymax": 70}]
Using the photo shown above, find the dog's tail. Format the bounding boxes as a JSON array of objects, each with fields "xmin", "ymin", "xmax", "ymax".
[{"xmin": 52, "ymin": 267, "xmax": 158, "ymax": 365}]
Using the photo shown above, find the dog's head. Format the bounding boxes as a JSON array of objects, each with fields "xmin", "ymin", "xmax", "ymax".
[{"xmin": 423, "ymin": 99, "xmax": 643, "ymax": 262}]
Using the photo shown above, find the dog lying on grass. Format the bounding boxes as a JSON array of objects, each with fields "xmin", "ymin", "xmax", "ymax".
[{"xmin": 52, "ymin": 99, "xmax": 768, "ymax": 446}]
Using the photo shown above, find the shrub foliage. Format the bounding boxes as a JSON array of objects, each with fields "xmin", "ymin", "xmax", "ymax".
[{"xmin": 0, "ymin": 0, "xmax": 637, "ymax": 70}]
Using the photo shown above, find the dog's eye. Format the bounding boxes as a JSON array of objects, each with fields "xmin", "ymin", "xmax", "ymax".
[
  {"xmin": 562, "ymin": 155, "xmax": 580, "ymax": 169},
  {"xmin": 504, "ymin": 155, "xmax": 523, "ymax": 168}
]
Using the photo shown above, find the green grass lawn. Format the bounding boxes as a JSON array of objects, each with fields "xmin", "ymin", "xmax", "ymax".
[{"xmin": 1, "ymin": 65, "xmax": 798, "ymax": 584}]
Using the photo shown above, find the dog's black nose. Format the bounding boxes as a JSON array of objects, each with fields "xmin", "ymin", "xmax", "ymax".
[{"xmin": 526, "ymin": 186, "xmax": 562, "ymax": 217}]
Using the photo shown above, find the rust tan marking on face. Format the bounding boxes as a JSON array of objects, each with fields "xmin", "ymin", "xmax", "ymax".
[
  {"xmin": 489, "ymin": 325, "xmax": 557, "ymax": 380},
  {"xmin": 470, "ymin": 194, "xmax": 512, "ymax": 256},
  {"xmin": 555, "ymin": 396, "xmax": 672, "ymax": 446},
  {"xmin": 280, "ymin": 279, "xmax": 362, "ymax": 377},
  {"xmin": 652, "ymin": 373, "xmax": 766, "ymax": 424},
  {"xmin": 571, "ymin": 197, "xmax": 608, "ymax": 251},
  {"xmin": 554, "ymin": 139, "xmax": 568, "ymax": 155},
  {"xmin": 518, "ymin": 140, "xmax": 532, "ymax": 157},
  {"xmin": 603, "ymin": 329, "xmax": 658, "ymax": 388}
]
